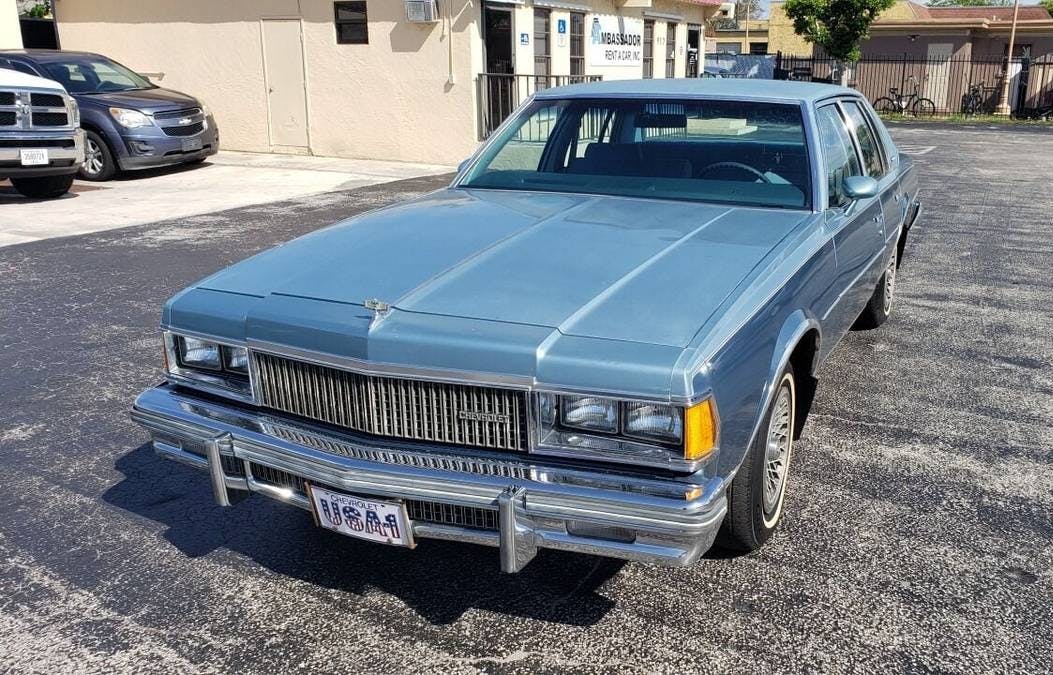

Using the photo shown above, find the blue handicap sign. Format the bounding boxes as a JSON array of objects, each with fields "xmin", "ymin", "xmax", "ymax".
[{"xmin": 557, "ymin": 19, "xmax": 567, "ymax": 34}]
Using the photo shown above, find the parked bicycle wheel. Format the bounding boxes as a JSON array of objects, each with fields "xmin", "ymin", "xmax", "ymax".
[
  {"xmin": 912, "ymin": 98, "xmax": 937, "ymax": 117},
  {"xmin": 873, "ymin": 97, "xmax": 899, "ymax": 114}
]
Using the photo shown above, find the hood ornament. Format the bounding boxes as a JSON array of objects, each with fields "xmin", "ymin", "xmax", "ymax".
[{"xmin": 364, "ymin": 298, "xmax": 391, "ymax": 326}]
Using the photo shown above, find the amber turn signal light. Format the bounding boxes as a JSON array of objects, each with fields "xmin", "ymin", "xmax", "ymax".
[{"xmin": 684, "ymin": 398, "xmax": 718, "ymax": 461}]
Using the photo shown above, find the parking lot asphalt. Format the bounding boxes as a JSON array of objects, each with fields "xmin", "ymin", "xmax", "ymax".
[
  {"xmin": 0, "ymin": 126, "xmax": 1050, "ymax": 674},
  {"xmin": 0, "ymin": 151, "xmax": 453, "ymax": 247}
]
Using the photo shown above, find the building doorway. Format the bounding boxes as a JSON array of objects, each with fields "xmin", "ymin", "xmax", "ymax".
[
  {"xmin": 261, "ymin": 19, "xmax": 309, "ymax": 151},
  {"xmin": 687, "ymin": 24, "xmax": 701, "ymax": 78},
  {"xmin": 484, "ymin": 5, "xmax": 514, "ymax": 74}
]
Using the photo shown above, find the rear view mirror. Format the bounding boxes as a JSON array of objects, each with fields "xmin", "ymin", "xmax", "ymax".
[
  {"xmin": 457, "ymin": 158, "xmax": 471, "ymax": 174},
  {"xmin": 843, "ymin": 175, "xmax": 879, "ymax": 200}
]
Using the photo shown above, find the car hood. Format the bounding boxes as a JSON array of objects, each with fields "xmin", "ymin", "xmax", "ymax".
[
  {"xmin": 76, "ymin": 87, "xmax": 198, "ymax": 111},
  {"xmin": 192, "ymin": 189, "xmax": 807, "ymax": 349}
]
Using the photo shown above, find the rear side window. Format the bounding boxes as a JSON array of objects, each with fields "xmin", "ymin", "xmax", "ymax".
[
  {"xmin": 843, "ymin": 101, "xmax": 884, "ymax": 178},
  {"xmin": 816, "ymin": 105, "xmax": 861, "ymax": 208}
]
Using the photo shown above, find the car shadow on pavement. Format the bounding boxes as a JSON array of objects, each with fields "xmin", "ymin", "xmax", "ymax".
[
  {"xmin": 113, "ymin": 160, "xmax": 211, "ymax": 182},
  {"xmin": 103, "ymin": 443, "xmax": 622, "ymax": 626}
]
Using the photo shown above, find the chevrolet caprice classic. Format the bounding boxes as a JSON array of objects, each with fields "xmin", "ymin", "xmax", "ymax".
[{"xmin": 131, "ymin": 80, "xmax": 920, "ymax": 572}]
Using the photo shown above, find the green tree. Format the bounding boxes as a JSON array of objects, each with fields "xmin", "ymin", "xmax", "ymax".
[
  {"xmin": 1040, "ymin": 0, "xmax": 1053, "ymax": 16},
  {"xmin": 714, "ymin": 0, "xmax": 764, "ymax": 30},
  {"xmin": 784, "ymin": 0, "xmax": 896, "ymax": 63},
  {"xmin": 927, "ymin": 0, "xmax": 1010, "ymax": 6}
]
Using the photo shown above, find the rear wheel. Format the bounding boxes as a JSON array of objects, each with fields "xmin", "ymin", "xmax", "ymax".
[
  {"xmin": 718, "ymin": 365, "xmax": 797, "ymax": 552},
  {"xmin": 855, "ymin": 254, "xmax": 897, "ymax": 330},
  {"xmin": 912, "ymin": 97, "xmax": 937, "ymax": 117},
  {"xmin": 10, "ymin": 173, "xmax": 74, "ymax": 199},
  {"xmin": 873, "ymin": 97, "xmax": 898, "ymax": 115}
]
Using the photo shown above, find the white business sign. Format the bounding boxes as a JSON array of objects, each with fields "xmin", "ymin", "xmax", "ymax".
[{"xmin": 587, "ymin": 15, "xmax": 644, "ymax": 68}]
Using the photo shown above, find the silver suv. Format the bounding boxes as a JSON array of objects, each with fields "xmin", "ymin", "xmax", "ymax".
[{"xmin": 0, "ymin": 68, "xmax": 85, "ymax": 198}]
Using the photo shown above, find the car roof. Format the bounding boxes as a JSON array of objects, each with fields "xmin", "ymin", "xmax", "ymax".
[
  {"xmin": 533, "ymin": 78, "xmax": 858, "ymax": 104},
  {"xmin": 0, "ymin": 49, "xmax": 105, "ymax": 63}
]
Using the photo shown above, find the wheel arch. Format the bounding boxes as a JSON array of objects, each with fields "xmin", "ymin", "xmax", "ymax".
[{"xmin": 765, "ymin": 312, "xmax": 821, "ymax": 442}]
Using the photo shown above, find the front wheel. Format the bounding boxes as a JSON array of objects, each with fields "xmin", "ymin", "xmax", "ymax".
[
  {"xmin": 10, "ymin": 173, "xmax": 74, "ymax": 199},
  {"xmin": 78, "ymin": 130, "xmax": 117, "ymax": 181},
  {"xmin": 873, "ymin": 97, "xmax": 899, "ymax": 115},
  {"xmin": 912, "ymin": 97, "xmax": 937, "ymax": 117},
  {"xmin": 718, "ymin": 365, "xmax": 797, "ymax": 552}
]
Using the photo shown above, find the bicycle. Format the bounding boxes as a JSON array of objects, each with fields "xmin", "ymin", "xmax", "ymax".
[
  {"xmin": 873, "ymin": 76, "xmax": 937, "ymax": 117},
  {"xmin": 961, "ymin": 81, "xmax": 985, "ymax": 116}
]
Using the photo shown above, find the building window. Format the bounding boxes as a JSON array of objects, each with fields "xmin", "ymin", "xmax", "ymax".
[
  {"xmin": 643, "ymin": 20, "xmax": 654, "ymax": 79},
  {"xmin": 749, "ymin": 42, "xmax": 767, "ymax": 55},
  {"xmin": 665, "ymin": 23, "xmax": 677, "ymax": 78},
  {"xmin": 570, "ymin": 12, "xmax": 585, "ymax": 77},
  {"xmin": 534, "ymin": 8, "xmax": 551, "ymax": 77},
  {"xmin": 335, "ymin": 1, "xmax": 368, "ymax": 45}
]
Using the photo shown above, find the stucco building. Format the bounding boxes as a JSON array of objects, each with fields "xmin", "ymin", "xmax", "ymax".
[
  {"xmin": 50, "ymin": 0, "xmax": 721, "ymax": 165},
  {"xmin": 0, "ymin": 0, "xmax": 21, "ymax": 48}
]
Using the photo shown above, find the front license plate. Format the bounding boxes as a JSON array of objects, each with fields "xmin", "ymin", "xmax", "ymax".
[
  {"xmin": 181, "ymin": 138, "xmax": 203, "ymax": 152},
  {"xmin": 19, "ymin": 148, "xmax": 48, "ymax": 166},
  {"xmin": 308, "ymin": 485, "xmax": 414, "ymax": 548}
]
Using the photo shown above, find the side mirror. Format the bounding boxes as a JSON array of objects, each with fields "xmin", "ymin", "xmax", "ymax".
[
  {"xmin": 843, "ymin": 175, "xmax": 879, "ymax": 200},
  {"xmin": 457, "ymin": 158, "xmax": 471, "ymax": 174}
]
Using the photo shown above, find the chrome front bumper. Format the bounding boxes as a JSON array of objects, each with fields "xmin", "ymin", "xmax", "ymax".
[
  {"xmin": 0, "ymin": 129, "xmax": 85, "ymax": 173},
  {"xmin": 131, "ymin": 384, "xmax": 728, "ymax": 572}
]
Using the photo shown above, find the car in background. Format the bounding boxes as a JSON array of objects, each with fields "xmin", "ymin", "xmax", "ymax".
[
  {"xmin": 0, "ymin": 67, "xmax": 84, "ymax": 198},
  {"xmin": 0, "ymin": 50, "xmax": 218, "ymax": 181}
]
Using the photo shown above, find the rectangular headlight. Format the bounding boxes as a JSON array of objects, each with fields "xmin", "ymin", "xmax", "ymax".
[
  {"xmin": 223, "ymin": 345, "xmax": 249, "ymax": 374},
  {"xmin": 624, "ymin": 401, "xmax": 683, "ymax": 444},
  {"xmin": 178, "ymin": 336, "xmax": 221, "ymax": 370},
  {"xmin": 560, "ymin": 395, "xmax": 619, "ymax": 433}
]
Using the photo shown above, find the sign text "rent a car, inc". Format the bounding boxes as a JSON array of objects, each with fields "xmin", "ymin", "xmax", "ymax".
[{"xmin": 588, "ymin": 15, "xmax": 644, "ymax": 67}]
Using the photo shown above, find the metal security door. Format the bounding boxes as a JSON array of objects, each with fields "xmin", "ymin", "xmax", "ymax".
[
  {"xmin": 924, "ymin": 43, "xmax": 953, "ymax": 111},
  {"xmin": 262, "ymin": 19, "xmax": 309, "ymax": 150}
]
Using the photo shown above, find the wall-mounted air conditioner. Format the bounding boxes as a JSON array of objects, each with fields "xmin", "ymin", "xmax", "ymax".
[
  {"xmin": 406, "ymin": 0, "xmax": 440, "ymax": 23},
  {"xmin": 716, "ymin": 2, "xmax": 736, "ymax": 20}
]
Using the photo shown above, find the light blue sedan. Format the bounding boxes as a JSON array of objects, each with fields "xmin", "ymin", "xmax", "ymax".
[{"xmin": 132, "ymin": 79, "xmax": 921, "ymax": 572}]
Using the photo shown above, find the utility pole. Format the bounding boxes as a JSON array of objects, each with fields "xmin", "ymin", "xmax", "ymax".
[{"xmin": 994, "ymin": 0, "xmax": 1021, "ymax": 116}]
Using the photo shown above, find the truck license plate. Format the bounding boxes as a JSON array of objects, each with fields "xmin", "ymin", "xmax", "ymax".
[
  {"xmin": 181, "ymin": 138, "xmax": 203, "ymax": 152},
  {"xmin": 308, "ymin": 484, "xmax": 414, "ymax": 548},
  {"xmin": 19, "ymin": 149, "xmax": 48, "ymax": 166}
]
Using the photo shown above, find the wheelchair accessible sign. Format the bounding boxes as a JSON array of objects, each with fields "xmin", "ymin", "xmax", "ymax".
[{"xmin": 588, "ymin": 15, "xmax": 643, "ymax": 67}]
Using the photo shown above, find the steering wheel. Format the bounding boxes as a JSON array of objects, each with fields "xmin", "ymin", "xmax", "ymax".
[{"xmin": 697, "ymin": 161, "xmax": 771, "ymax": 183}]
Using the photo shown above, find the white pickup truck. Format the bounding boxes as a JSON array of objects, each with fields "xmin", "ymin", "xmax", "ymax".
[{"xmin": 0, "ymin": 68, "xmax": 84, "ymax": 199}]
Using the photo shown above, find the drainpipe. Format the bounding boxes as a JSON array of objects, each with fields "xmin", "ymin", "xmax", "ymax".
[
  {"xmin": 447, "ymin": 0, "xmax": 456, "ymax": 85},
  {"xmin": 994, "ymin": 0, "xmax": 1020, "ymax": 116}
]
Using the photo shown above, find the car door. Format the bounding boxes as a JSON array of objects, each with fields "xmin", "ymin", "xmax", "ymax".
[
  {"xmin": 841, "ymin": 99, "xmax": 901, "ymax": 247},
  {"xmin": 815, "ymin": 102, "xmax": 885, "ymax": 344}
]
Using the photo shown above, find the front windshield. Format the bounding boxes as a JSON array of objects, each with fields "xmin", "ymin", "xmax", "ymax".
[
  {"xmin": 43, "ymin": 58, "xmax": 154, "ymax": 94},
  {"xmin": 462, "ymin": 97, "xmax": 811, "ymax": 209}
]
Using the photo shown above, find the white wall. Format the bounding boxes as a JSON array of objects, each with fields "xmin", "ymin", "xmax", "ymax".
[{"xmin": 0, "ymin": 0, "xmax": 22, "ymax": 49}]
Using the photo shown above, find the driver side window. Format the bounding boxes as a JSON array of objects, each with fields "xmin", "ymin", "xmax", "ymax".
[{"xmin": 816, "ymin": 105, "xmax": 861, "ymax": 208}]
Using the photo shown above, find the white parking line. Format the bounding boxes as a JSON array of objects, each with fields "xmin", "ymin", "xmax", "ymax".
[{"xmin": 898, "ymin": 145, "xmax": 936, "ymax": 155}]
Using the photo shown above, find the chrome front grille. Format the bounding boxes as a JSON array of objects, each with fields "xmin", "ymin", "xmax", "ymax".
[
  {"xmin": 245, "ymin": 461, "xmax": 499, "ymax": 531},
  {"xmin": 0, "ymin": 88, "xmax": 71, "ymax": 130},
  {"xmin": 252, "ymin": 352, "xmax": 529, "ymax": 452},
  {"xmin": 154, "ymin": 107, "xmax": 202, "ymax": 120}
]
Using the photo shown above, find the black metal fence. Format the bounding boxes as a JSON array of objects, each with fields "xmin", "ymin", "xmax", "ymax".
[
  {"xmin": 476, "ymin": 73, "xmax": 603, "ymax": 139},
  {"xmin": 775, "ymin": 53, "xmax": 1053, "ymax": 117}
]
